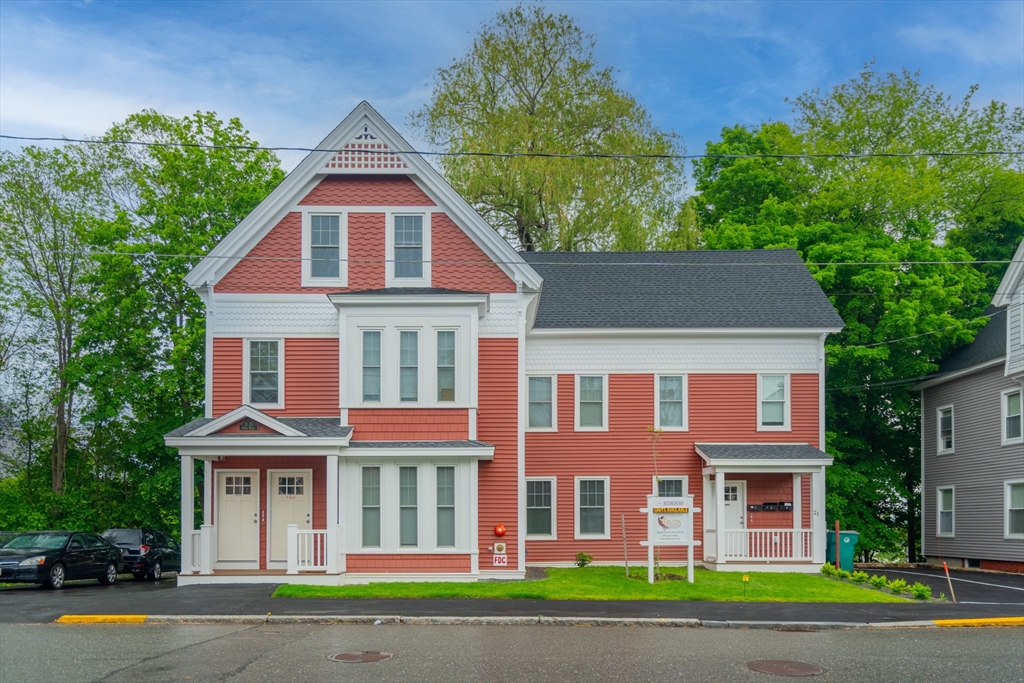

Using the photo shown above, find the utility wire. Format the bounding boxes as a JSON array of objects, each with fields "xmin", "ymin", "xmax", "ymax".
[
  {"xmin": 2, "ymin": 134, "xmax": 1021, "ymax": 161},
  {"xmin": 846, "ymin": 309, "xmax": 1003, "ymax": 349}
]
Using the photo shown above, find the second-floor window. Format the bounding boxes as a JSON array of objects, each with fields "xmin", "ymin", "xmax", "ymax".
[
  {"xmin": 657, "ymin": 375, "xmax": 686, "ymax": 429},
  {"xmin": 362, "ymin": 331, "xmax": 381, "ymax": 402},
  {"xmin": 1003, "ymin": 390, "xmax": 1022, "ymax": 443},
  {"xmin": 394, "ymin": 215, "xmax": 423, "ymax": 279},
  {"xmin": 528, "ymin": 376, "xmax": 554, "ymax": 429},
  {"xmin": 437, "ymin": 331, "xmax": 455, "ymax": 402},
  {"xmin": 310, "ymin": 215, "xmax": 340, "ymax": 278},
  {"xmin": 937, "ymin": 406, "xmax": 954, "ymax": 453},
  {"xmin": 400, "ymin": 331, "xmax": 418, "ymax": 402},
  {"xmin": 759, "ymin": 374, "xmax": 788, "ymax": 429},
  {"xmin": 249, "ymin": 340, "xmax": 279, "ymax": 405},
  {"xmin": 577, "ymin": 375, "xmax": 606, "ymax": 430}
]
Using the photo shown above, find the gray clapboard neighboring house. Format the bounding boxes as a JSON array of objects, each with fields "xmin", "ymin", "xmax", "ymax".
[{"xmin": 917, "ymin": 239, "xmax": 1024, "ymax": 572}]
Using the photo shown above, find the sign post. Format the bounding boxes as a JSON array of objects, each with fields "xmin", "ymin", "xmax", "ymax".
[{"xmin": 639, "ymin": 494, "xmax": 702, "ymax": 584}]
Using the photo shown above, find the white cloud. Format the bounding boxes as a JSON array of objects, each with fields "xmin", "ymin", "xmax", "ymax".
[{"xmin": 898, "ymin": 3, "xmax": 1024, "ymax": 67}]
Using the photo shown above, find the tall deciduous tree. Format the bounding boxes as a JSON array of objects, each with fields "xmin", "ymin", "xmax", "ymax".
[{"xmin": 412, "ymin": 4, "xmax": 683, "ymax": 251}]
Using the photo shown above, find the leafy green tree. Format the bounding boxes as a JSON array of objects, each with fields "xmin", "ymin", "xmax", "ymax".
[{"xmin": 412, "ymin": 4, "xmax": 683, "ymax": 251}]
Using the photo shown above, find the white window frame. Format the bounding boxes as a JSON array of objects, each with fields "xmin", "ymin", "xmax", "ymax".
[
  {"xmin": 525, "ymin": 476, "xmax": 557, "ymax": 540},
  {"xmin": 1001, "ymin": 389, "xmax": 1023, "ymax": 446},
  {"xmin": 435, "ymin": 328, "xmax": 457, "ymax": 403},
  {"xmin": 654, "ymin": 374, "xmax": 688, "ymax": 431},
  {"xmin": 936, "ymin": 485, "xmax": 955, "ymax": 538},
  {"xmin": 574, "ymin": 476, "xmax": 611, "ymax": 540},
  {"xmin": 1006, "ymin": 479, "xmax": 1024, "ymax": 540},
  {"xmin": 360, "ymin": 329, "xmax": 383, "ymax": 404},
  {"xmin": 385, "ymin": 211, "xmax": 431, "ymax": 287},
  {"xmin": 242, "ymin": 338, "xmax": 284, "ymax": 409},
  {"xmin": 398, "ymin": 328, "xmax": 421, "ymax": 404},
  {"xmin": 574, "ymin": 374, "xmax": 609, "ymax": 432},
  {"xmin": 526, "ymin": 375, "xmax": 558, "ymax": 432},
  {"xmin": 936, "ymin": 404, "xmax": 955, "ymax": 454},
  {"xmin": 301, "ymin": 210, "xmax": 347, "ymax": 287},
  {"xmin": 652, "ymin": 475, "xmax": 689, "ymax": 497},
  {"xmin": 757, "ymin": 373, "xmax": 791, "ymax": 431}
]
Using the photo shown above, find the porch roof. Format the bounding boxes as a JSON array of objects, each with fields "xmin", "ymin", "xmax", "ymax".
[
  {"xmin": 166, "ymin": 416, "xmax": 353, "ymax": 439},
  {"xmin": 695, "ymin": 443, "xmax": 832, "ymax": 469}
]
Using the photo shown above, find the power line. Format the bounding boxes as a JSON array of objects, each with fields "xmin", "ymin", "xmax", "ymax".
[
  {"xmin": 2, "ymin": 134, "xmax": 1021, "ymax": 161},
  {"xmin": 846, "ymin": 309, "xmax": 1002, "ymax": 349}
]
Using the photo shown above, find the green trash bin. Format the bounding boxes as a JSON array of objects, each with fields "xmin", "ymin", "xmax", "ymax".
[{"xmin": 826, "ymin": 530, "xmax": 859, "ymax": 571}]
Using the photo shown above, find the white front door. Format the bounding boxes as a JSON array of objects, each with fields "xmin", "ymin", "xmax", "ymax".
[
  {"xmin": 268, "ymin": 470, "xmax": 312, "ymax": 563},
  {"xmin": 217, "ymin": 471, "xmax": 259, "ymax": 563},
  {"xmin": 723, "ymin": 481, "xmax": 746, "ymax": 529}
]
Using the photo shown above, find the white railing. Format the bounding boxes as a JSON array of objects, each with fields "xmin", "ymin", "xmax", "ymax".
[
  {"xmin": 189, "ymin": 531, "xmax": 202, "ymax": 572},
  {"xmin": 721, "ymin": 529, "xmax": 812, "ymax": 561},
  {"xmin": 286, "ymin": 525, "xmax": 328, "ymax": 574}
]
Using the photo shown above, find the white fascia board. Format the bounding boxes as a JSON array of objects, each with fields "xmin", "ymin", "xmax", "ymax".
[
  {"xmin": 699, "ymin": 459, "xmax": 833, "ymax": 470},
  {"xmin": 912, "ymin": 357, "xmax": 1006, "ymax": 391},
  {"xmin": 342, "ymin": 446, "xmax": 495, "ymax": 459},
  {"xmin": 992, "ymin": 239, "xmax": 1024, "ymax": 307},
  {"xmin": 527, "ymin": 327, "xmax": 843, "ymax": 339},
  {"xmin": 187, "ymin": 405, "xmax": 307, "ymax": 437},
  {"xmin": 166, "ymin": 442, "xmax": 349, "ymax": 457},
  {"xmin": 215, "ymin": 293, "xmax": 336, "ymax": 303},
  {"xmin": 328, "ymin": 292, "xmax": 489, "ymax": 316}
]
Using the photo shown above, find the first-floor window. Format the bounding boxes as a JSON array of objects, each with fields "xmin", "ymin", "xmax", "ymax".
[
  {"xmin": 436, "ymin": 466, "xmax": 455, "ymax": 547},
  {"xmin": 937, "ymin": 487, "xmax": 954, "ymax": 536},
  {"xmin": 577, "ymin": 478, "xmax": 607, "ymax": 537},
  {"xmin": 526, "ymin": 479, "xmax": 554, "ymax": 537},
  {"xmin": 1007, "ymin": 481, "xmax": 1024, "ymax": 538},
  {"xmin": 361, "ymin": 467, "xmax": 380, "ymax": 548},
  {"xmin": 1004, "ymin": 391, "xmax": 1022, "ymax": 442},
  {"xmin": 249, "ymin": 340, "xmax": 279, "ymax": 404},
  {"xmin": 399, "ymin": 466, "xmax": 418, "ymax": 546},
  {"xmin": 657, "ymin": 477, "xmax": 685, "ymax": 497}
]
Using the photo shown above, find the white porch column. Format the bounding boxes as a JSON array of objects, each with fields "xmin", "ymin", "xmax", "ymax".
[
  {"xmin": 811, "ymin": 466, "xmax": 826, "ymax": 563},
  {"xmin": 792, "ymin": 474, "xmax": 802, "ymax": 531},
  {"xmin": 714, "ymin": 469, "xmax": 726, "ymax": 564},
  {"xmin": 326, "ymin": 455, "xmax": 340, "ymax": 574},
  {"xmin": 203, "ymin": 460, "xmax": 212, "ymax": 526},
  {"xmin": 180, "ymin": 455, "xmax": 194, "ymax": 574}
]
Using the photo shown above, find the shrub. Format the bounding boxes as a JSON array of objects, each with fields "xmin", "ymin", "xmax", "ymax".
[
  {"xmin": 574, "ymin": 551, "xmax": 593, "ymax": 568},
  {"xmin": 850, "ymin": 570, "xmax": 870, "ymax": 584},
  {"xmin": 887, "ymin": 578, "xmax": 910, "ymax": 594},
  {"xmin": 909, "ymin": 582, "xmax": 932, "ymax": 600},
  {"xmin": 869, "ymin": 574, "xmax": 888, "ymax": 589},
  {"xmin": 819, "ymin": 562, "xmax": 837, "ymax": 576},
  {"xmin": 835, "ymin": 569, "xmax": 851, "ymax": 579}
]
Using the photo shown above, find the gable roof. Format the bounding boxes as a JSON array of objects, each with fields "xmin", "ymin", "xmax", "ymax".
[
  {"xmin": 992, "ymin": 237, "xmax": 1024, "ymax": 308},
  {"xmin": 185, "ymin": 101, "xmax": 541, "ymax": 292},
  {"xmin": 521, "ymin": 249, "xmax": 844, "ymax": 330},
  {"xmin": 935, "ymin": 305, "xmax": 1007, "ymax": 375},
  {"xmin": 165, "ymin": 406, "xmax": 352, "ymax": 439}
]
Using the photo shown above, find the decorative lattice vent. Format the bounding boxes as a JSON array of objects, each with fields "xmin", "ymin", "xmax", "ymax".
[{"xmin": 324, "ymin": 127, "xmax": 408, "ymax": 171}]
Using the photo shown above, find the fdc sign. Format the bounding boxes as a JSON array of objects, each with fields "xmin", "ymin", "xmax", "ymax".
[{"xmin": 640, "ymin": 494, "xmax": 701, "ymax": 584}]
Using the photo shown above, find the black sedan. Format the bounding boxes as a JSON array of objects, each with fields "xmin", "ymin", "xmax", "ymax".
[{"xmin": 0, "ymin": 531, "xmax": 122, "ymax": 589}]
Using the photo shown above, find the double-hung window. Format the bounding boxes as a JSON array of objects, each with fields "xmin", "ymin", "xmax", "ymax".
[
  {"xmin": 528, "ymin": 376, "xmax": 555, "ymax": 429},
  {"xmin": 936, "ymin": 487, "xmax": 954, "ymax": 537},
  {"xmin": 1003, "ymin": 390, "xmax": 1022, "ymax": 444},
  {"xmin": 437, "ymin": 331, "xmax": 456, "ymax": 402},
  {"xmin": 1006, "ymin": 481, "xmax": 1024, "ymax": 539},
  {"xmin": 400, "ymin": 331, "xmax": 419, "ymax": 402},
  {"xmin": 310, "ymin": 215, "xmax": 340, "ymax": 278},
  {"xmin": 526, "ymin": 478, "xmax": 555, "ymax": 538},
  {"xmin": 248, "ymin": 340, "xmax": 280, "ymax": 406},
  {"xmin": 399, "ymin": 467, "xmax": 418, "ymax": 547},
  {"xmin": 361, "ymin": 467, "xmax": 381, "ymax": 548},
  {"xmin": 577, "ymin": 375, "xmax": 606, "ymax": 430},
  {"xmin": 362, "ymin": 331, "xmax": 381, "ymax": 402},
  {"xmin": 937, "ymin": 406, "xmax": 954, "ymax": 453},
  {"xmin": 436, "ymin": 466, "xmax": 456, "ymax": 547},
  {"xmin": 394, "ymin": 215, "xmax": 423, "ymax": 279},
  {"xmin": 656, "ymin": 375, "xmax": 686, "ymax": 430},
  {"xmin": 576, "ymin": 477, "xmax": 609, "ymax": 539},
  {"xmin": 759, "ymin": 374, "xmax": 788, "ymax": 429}
]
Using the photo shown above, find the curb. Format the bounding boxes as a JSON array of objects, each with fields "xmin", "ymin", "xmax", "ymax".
[{"xmin": 48, "ymin": 614, "xmax": 1021, "ymax": 628}]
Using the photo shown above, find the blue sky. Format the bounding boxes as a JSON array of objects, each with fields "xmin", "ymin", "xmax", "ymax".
[{"xmin": 1, "ymin": 0, "xmax": 1021, "ymax": 176}]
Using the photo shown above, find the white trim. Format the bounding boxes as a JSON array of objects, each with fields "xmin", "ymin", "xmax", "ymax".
[
  {"xmin": 526, "ymin": 374, "xmax": 557, "ymax": 431},
  {"xmin": 818, "ymin": 333, "xmax": 826, "ymax": 451},
  {"xmin": 936, "ymin": 485, "xmax": 955, "ymax": 538},
  {"xmin": 913, "ymin": 357, "xmax": 1006, "ymax": 390},
  {"xmin": 527, "ymin": 327, "xmax": 842, "ymax": 338},
  {"xmin": 1005, "ymin": 479, "xmax": 1024, "ymax": 540},
  {"xmin": 654, "ymin": 373, "xmax": 689, "ymax": 431},
  {"xmin": 385, "ymin": 211, "xmax": 432, "ymax": 288},
  {"xmin": 574, "ymin": 475, "xmax": 611, "ymax": 540},
  {"xmin": 936, "ymin": 404, "xmax": 955, "ymax": 455},
  {"xmin": 214, "ymin": 468, "xmax": 261, "ymax": 570},
  {"xmin": 329, "ymin": 292, "xmax": 488, "ymax": 312},
  {"xmin": 757, "ymin": 373, "xmax": 791, "ymax": 431},
  {"xmin": 300, "ymin": 210, "xmax": 348, "ymax": 287},
  {"xmin": 517, "ymin": 295, "xmax": 527, "ymax": 573},
  {"xmin": 1000, "ymin": 388, "xmax": 1023, "ymax": 446},
  {"xmin": 343, "ymin": 446, "xmax": 495, "ymax": 459},
  {"xmin": 266, "ymin": 468, "xmax": 313, "ymax": 566},
  {"xmin": 992, "ymin": 239, "xmax": 1024, "ymax": 307},
  {"xmin": 652, "ymin": 474, "xmax": 689, "ymax": 496},
  {"xmin": 525, "ymin": 476, "xmax": 557, "ymax": 540},
  {"xmin": 574, "ymin": 374, "xmax": 609, "ymax": 432},
  {"xmin": 242, "ymin": 338, "xmax": 285, "ymax": 410}
]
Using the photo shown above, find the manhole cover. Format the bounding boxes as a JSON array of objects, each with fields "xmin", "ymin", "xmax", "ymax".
[
  {"xmin": 747, "ymin": 660, "xmax": 825, "ymax": 677},
  {"xmin": 328, "ymin": 651, "xmax": 395, "ymax": 663}
]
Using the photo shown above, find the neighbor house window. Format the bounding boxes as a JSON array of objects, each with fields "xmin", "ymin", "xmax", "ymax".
[
  {"xmin": 937, "ymin": 487, "xmax": 954, "ymax": 536},
  {"xmin": 436, "ymin": 466, "xmax": 456, "ymax": 547},
  {"xmin": 1007, "ymin": 481, "xmax": 1024, "ymax": 539},
  {"xmin": 249, "ymin": 340, "xmax": 280, "ymax": 405},
  {"xmin": 656, "ymin": 375, "xmax": 686, "ymax": 429},
  {"xmin": 362, "ymin": 331, "xmax": 381, "ymax": 402},
  {"xmin": 394, "ymin": 215, "xmax": 423, "ymax": 278},
  {"xmin": 528, "ymin": 376, "xmax": 554, "ymax": 429},
  {"xmin": 577, "ymin": 375, "xmax": 606, "ymax": 430},
  {"xmin": 526, "ymin": 478, "xmax": 555, "ymax": 538},
  {"xmin": 759, "ymin": 374, "xmax": 788, "ymax": 429},
  {"xmin": 437, "ymin": 331, "xmax": 456, "ymax": 402},
  {"xmin": 399, "ymin": 466, "xmax": 418, "ymax": 547},
  {"xmin": 576, "ymin": 477, "xmax": 609, "ymax": 539},
  {"xmin": 400, "ymin": 331, "xmax": 418, "ymax": 402},
  {"xmin": 361, "ymin": 467, "xmax": 380, "ymax": 548},
  {"xmin": 1003, "ymin": 390, "xmax": 1022, "ymax": 443},
  {"xmin": 310, "ymin": 214, "xmax": 340, "ymax": 278},
  {"xmin": 937, "ymin": 406, "xmax": 954, "ymax": 453},
  {"xmin": 656, "ymin": 477, "xmax": 686, "ymax": 497}
]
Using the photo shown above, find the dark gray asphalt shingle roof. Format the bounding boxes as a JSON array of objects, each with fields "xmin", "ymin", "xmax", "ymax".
[
  {"xmin": 696, "ymin": 443, "xmax": 830, "ymax": 460},
  {"xmin": 936, "ymin": 305, "xmax": 1007, "ymax": 375},
  {"xmin": 520, "ymin": 249, "xmax": 844, "ymax": 329},
  {"xmin": 348, "ymin": 440, "xmax": 493, "ymax": 448},
  {"xmin": 165, "ymin": 416, "xmax": 352, "ymax": 439}
]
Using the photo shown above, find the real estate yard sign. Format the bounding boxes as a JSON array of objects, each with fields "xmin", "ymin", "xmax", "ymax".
[{"xmin": 640, "ymin": 494, "xmax": 701, "ymax": 584}]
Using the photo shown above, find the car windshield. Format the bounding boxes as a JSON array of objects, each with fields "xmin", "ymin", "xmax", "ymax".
[
  {"xmin": 102, "ymin": 529, "xmax": 142, "ymax": 545},
  {"xmin": 2, "ymin": 532, "xmax": 69, "ymax": 550}
]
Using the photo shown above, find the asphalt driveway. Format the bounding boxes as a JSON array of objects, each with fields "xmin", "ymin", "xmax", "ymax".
[{"xmin": 863, "ymin": 566, "xmax": 1024, "ymax": 605}]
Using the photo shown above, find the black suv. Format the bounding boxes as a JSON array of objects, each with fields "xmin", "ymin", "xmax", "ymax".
[{"xmin": 101, "ymin": 528, "xmax": 181, "ymax": 580}]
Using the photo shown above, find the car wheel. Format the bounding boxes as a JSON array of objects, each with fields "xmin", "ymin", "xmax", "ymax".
[
  {"xmin": 148, "ymin": 561, "xmax": 162, "ymax": 581},
  {"xmin": 46, "ymin": 563, "xmax": 66, "ymax": 590},
  {"xmin": 99, "ymin": 562, "xmax": 117, "ymax": 585}
]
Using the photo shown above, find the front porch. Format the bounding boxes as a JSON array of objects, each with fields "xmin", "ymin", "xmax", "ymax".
[{"xmin": 697, "ymin": 443, "xmax": 830, "ymax": 573}]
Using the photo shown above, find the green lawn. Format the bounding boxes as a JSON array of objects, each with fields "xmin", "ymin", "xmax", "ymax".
[{"xmin": 273, "ymin": 566, "xmax": 907, "ymax": 602}]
